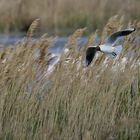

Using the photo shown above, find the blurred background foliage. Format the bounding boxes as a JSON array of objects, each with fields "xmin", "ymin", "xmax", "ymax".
[{"xmin": 0, "ymin": 0, "xmax": 140, "ymax": 35}]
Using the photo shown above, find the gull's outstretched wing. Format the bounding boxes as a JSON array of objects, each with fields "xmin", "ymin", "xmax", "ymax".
[
  {"xmin": 85, "ymin": 47, "xmax": 97, "ymax": 66},
  {"xmin": 106, "ymin": 28, "xmax": 135, "ymax": 46}
]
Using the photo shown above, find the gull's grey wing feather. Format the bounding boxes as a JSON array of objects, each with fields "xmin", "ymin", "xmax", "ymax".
[
  {"xmin": 106, "ymin": 28, "xmax": 135, "ymax": 46},
  {"xmin": 85, "ymin": 47, "xmax": 97, "ymax": 66}
]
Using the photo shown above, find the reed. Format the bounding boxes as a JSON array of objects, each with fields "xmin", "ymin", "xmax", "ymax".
[
  {"xmin": 0, "ymin": 0, "xmax": 140, "ymax": 34},
  {"xmin": 0, "ymin": 17, "xmax": 140, "ymax": 140}
]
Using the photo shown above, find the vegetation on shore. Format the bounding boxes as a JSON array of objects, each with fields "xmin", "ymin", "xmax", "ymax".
[
  {"xmin": 0, "ymin": 0, "xmax": 140, "ymax": 34},
  {"xmin": 0, "ymin": 16, "xmax": 140, "ymax": 140}
]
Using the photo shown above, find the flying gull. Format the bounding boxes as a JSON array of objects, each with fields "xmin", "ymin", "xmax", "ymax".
[{"xmin": 85, "ymin": 28, "xmax": 135, "ymax": 66}]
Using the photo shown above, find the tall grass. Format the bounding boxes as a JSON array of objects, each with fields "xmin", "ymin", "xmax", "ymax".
[
  {"xmin": 0, "ymin": 0, "xmax": 140, "ymax": 34},
  {"xmin": 0, "ymin": 17, "xmax": 140, "ymax": 140}
]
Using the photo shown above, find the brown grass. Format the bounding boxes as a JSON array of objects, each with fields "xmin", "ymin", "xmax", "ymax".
[
  {"xmin": 0, "ymin": 17, "xmax": 140, "ymax": 140},
  {"xmin": 0, "ymin": 0, "xmax": 140, "ymax": 34}
]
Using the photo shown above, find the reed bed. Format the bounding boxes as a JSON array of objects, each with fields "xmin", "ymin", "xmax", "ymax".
[
  {"xmin": 0, "ymin": 0, "xmax": 140, "ymax": 33},
  {"xmin": 0, "ymin": 17, "xmax": 140, "ymax": 140}
]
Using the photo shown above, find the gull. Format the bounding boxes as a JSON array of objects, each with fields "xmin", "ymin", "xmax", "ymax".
[
  {"xmin": 85, "ymin": 28, "xmax": 135, "ymax": 66},
  {"xmin": 45, "ymin": 48, "xmax": 69, "ymax": 76}
]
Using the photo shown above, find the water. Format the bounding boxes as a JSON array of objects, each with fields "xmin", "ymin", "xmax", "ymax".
[
  {"xmin": 0, "ymin": 33, "xmax": 24, "ymax": 45},
  {"xmin": 0, "ymin": 34, "xmax": 90, "ymax": 54},
  {"xmin": 0, "ymin": 31, "xmax": 138, "ymax": 53}
]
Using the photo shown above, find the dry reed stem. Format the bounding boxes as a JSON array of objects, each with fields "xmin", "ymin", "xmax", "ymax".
[{"xmin": 26, "ymin": 18, "xmax": 40, "ymax": 39}]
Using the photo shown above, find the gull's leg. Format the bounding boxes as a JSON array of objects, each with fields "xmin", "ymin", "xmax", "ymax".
[{"xmin": 112, "ymin": 52, "xmax": 117, "ymax": 56}]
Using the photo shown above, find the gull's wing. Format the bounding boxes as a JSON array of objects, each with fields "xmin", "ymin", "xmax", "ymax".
[
  {"xmin": 105, "ymin": 28, "xmax": 135, "ymax": 46},
  {"xmin": 47, "ymin": 53, "xmax": 60, "ymax": 65},
  {"xmin": 85, "ymin": 47, "xmax": 97, "ymax": 66}
]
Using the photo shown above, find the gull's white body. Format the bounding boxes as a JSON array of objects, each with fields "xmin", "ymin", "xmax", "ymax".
[
  {"xmin": 100, "ymin": 44, "xmax": 122, "ymax": 57},
  {"xmin": 100, "ymin": 44, "xmax": 115, "ymax": 53}
]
